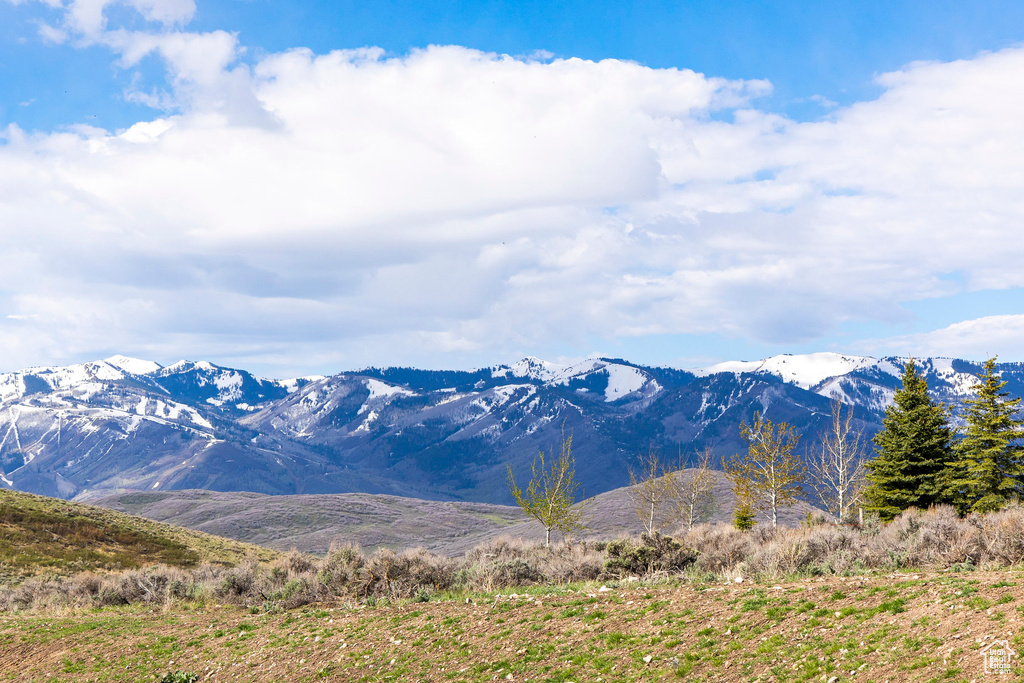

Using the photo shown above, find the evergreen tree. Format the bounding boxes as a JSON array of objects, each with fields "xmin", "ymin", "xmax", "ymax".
[
  {"xmin": 864, "ymin": 359, "xmax": 955, "ymax": 521},
  {"xmin": 948, "ymin": 356, "xmax": 1024, "ymax": 513},
  {"xmin": 733, "ymin": 500, "xmax": 756, "ymax": 530}
]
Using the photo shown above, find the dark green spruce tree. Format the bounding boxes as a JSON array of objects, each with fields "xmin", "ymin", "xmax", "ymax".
[
  {"xmin": 947, "ymin": 357, "xmax": 1024, "ymax": 513},
  {"xmin": 864, "ymin": 359, "xmax": 955, "ymax": 521}
]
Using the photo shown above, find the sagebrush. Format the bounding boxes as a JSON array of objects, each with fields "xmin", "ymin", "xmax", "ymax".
[{"xmin": 6, "ymin": 504, "xmax": 1024, "ymax": 612}]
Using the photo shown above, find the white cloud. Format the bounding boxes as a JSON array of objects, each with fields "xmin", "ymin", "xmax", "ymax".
[
  {"xmin": 2, "ymin": 2, "xmax": 1024, "ymax": 373},
  {"xmin": 860, "ymin": 315, "xmax": 1024, "ymax": 360},
  {"xmin": 62, "ymin": 0, "xmax": 194, "ymax": 37}
]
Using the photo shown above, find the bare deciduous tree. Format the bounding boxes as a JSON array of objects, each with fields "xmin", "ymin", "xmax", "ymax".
[
  {"xmin": 673, "ymin": 446, "xmax": 718, "ymax": 531},
  {"xmin": 807, "ymin": 397, "xmax": 866, "ymax": 522},
  {"xmin": 628, "ymin": 449, "xmax": 675, "ymax": 535}
]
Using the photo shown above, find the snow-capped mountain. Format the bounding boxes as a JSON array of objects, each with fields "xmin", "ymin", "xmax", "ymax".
[
  {"xmin": 690, "ymin": 352, "xmax": 1011, "ymax": 419},
  {"xmin": 692, "ymin": 352, "xmax": 882, "ymax": 390},
  {"xmin": 0, "ymin": 352, "xmax": 1018, "ymax": 503}
]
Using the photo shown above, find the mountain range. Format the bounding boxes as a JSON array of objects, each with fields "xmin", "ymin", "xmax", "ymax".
[{"xmin": 0, "ymin": 352, "xmax": 1018, "ymax": 505}]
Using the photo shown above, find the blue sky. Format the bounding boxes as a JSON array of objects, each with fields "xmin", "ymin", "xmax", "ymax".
[
  {"xmin": 0, "ymin": 0, "xmax": 1023, "ymax": 375},
  {"xmin": 6, "ymin": 1, "xmax": 1024, "ymax": 131}
]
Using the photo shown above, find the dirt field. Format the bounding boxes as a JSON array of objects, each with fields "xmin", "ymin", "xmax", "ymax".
[{"xmin": 3, "ymin": 570, "xmax": 1024, "ymax": 682}]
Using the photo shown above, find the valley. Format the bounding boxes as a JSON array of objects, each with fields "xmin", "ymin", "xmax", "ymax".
[{"xmin": 93, "ymin": 473, "xmax": 818, "ymax": 554}]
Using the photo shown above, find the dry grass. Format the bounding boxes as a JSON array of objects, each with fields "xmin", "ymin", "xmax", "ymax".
[{"xmin": 0, "ymin": 489, "xmax": 276, "ymax": 586}]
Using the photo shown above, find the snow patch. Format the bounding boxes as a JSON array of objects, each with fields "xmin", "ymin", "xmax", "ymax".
[
  {"xmin": 278, "ymin": 376, "xmax": 323, "ymax": 393},
  {"xmin": 925, "ymin": 358, "xmax": 980, "ymax": 396},
  {"xmin": 549, "ymin": 358, "xmax": 604, "ymax": 384},
  {"xmin": 365, "ymin": 378, "xmax": 415, "ymax": 401},
  {"xmin": 186, "ymin": 409, "xmax": 213, "ymax": 429},
  {"xmin": 874, "ymin": 359, "xmax": 903, "ymax": 377},
  {"xmin": 103, "ymin": 355, "xmax": 162, "ymax": 375},
  {"xmin": 491, "ymin": 384, "xmax": 534, "ymax": 407},
  {"xmin": 358, "ymin": 379, "xmax": 416, "ymax": 414},
  {"xmin": 524, "ymin": 414, "xmax": 553, "ymax": 436},
  {"xmin": 353, "ymin": 410, "xmax": 379, "ymax": 433},
  {"xmin": 19, "ymin": 361, "xmax": 124, "ymax": 393},
  {"xmin": 213, "ymin": 371, "xmax": 244, "ymax": 401},
  {"xmin": 603, "ymin": 365, "xmax": 647, "ymax": 402},
  {"xmin": 161, "ymin": 360, "xmax": 192, "ymax": 373},
  {"xmin": 435, "ymin": 392, "xmax": 465, "ymax": 406}
]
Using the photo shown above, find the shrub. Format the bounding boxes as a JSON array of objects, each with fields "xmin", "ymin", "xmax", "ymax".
[
  {"xmin": 867, "ymin": 506, "xmax": 981, "ymax": 568},
  {"xmin": 10, "ymin": 504, "xmax": 1024, "ymax": 614},
  {"xmin": 604, "ymin": 533, "xmax": 698, "ymax": 577},
  {"xmin": 216, "ymin": 562, "xmax": 260, "ymax": 600},
  {"xmin": 683, "ymin": 523, "xmax": 757, "ymax": 573},
  {"xmin": 465, "ymin": 536, "xmax": 602, "ymax": 589},
  {"xmin": 281, "ymin": 550, "xmax": 317, "ymax": 575},
  {"xmin": 746, "ymin": 525, "xmax": 863, "ymax": 578},
  {"xmin": 980, "ymin": 504, "xmax": 1024, "ymax": 565},
  {"xmin": 355, "ymin": 548, "xmax": 457, "ymax": 599},
  {"xmin": 476, "ymin": 559, "xmax": 544, "ymax": 589},
  {"xmin": 317, "ymin": 542, "xmax": 365, "ymax": 595},
  {"xmin": 538, "ymin": 542, "xmax": 603, "ymax": 584}
]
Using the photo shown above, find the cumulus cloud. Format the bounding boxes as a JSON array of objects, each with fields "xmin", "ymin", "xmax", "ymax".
[
  {"xmin": 860, "ymin": 315, "xmax": 1024, "ymax": 360},
  {"xmin": 1, "ymin": 1, "xmax": 1024, "ymax": 373}
]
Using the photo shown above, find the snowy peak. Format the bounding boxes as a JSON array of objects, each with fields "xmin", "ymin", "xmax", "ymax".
[
  {"xmin": 103, "ymin": 355, "xmax": 163, "ymax": 375},
  {"xmin": 150, "ymin": 359, "xmax": 300, "ymax": 410},
  {"xmin": 688, "ymin": 352, "xmax": 994, "ymax": 413},
  {"xmin": 692, "ymin": 352, "xmax": 879, "ymax": 390},
  {"xmin": 492, "ymin": 357, "xmax": 567, "ymax": 382},
  {"xmin": 158, "ymin": 360, "xmax": 219, "ymax": 376},
  {"xmin": 491, "ymin": 357, "xmax": 657, "ymax": 402},
  {"xmin": 4, "ymin": 358, "xmax": 131, "ymax": 398}
]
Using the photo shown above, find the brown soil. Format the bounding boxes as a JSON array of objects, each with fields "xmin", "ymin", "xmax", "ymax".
[{"xmin": 2, "ymin": 570, "xmax": 1023, "ymax": 682}]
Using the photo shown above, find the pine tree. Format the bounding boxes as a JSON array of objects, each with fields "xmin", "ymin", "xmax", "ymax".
[
  {"xmin": 733, "ymin": 500, "xmax": 756, "ymax": 530},
  {"xmin": 864, "ymin": 359, "xmax": 955, "ymax": 521},
  {"xmin": 948, "ymin": 356, "xmax": 1024, "ymax": 513}
]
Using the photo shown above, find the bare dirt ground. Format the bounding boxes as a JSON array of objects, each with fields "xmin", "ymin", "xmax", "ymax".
[{"xmin": 3, "ymin": 569, "xmax": 1024, "ymax": 682}]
